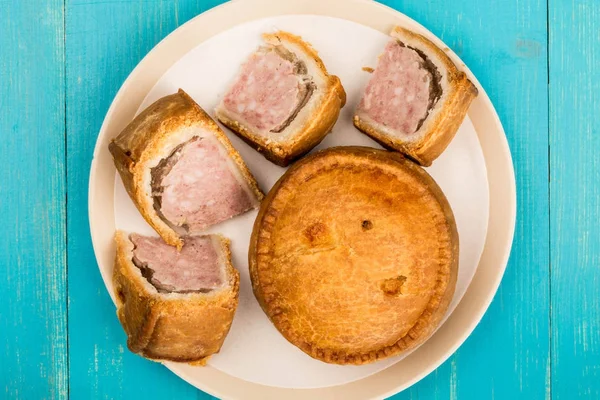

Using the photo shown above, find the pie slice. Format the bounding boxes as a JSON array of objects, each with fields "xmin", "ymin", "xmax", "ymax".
[
  {"xmin": 354, "ymin": 26, "xmax": 478, "ymax": 166},
  {"xmin": 109, "ymin": 89, "xmax": 264, "ymax": 249},
  {"xmin": 249, "ymin": 146, "xmax": 458, "ymax": 364},
  {"xmin": 216, "ymin": 31, "xmax": 346, "ymax": 167},
  {"xmin": 113, "ymin": 231, "xmax": 239, "ymax": 364}
]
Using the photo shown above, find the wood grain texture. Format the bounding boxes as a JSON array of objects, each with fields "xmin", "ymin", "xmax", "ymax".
[
  {"xmin": 549, "ymin": 0, "xmax": 600, "ymax": 398},
  {"xmin": 0, "ymin": 1, "xmax": 68, "ymax": 399},
  {"xmin": 379, "ymin": 0, "xmax": 550, "ymax": 399},
  {"xmin": 65, "ymin": 1, "xmax": 220, "ymax": 399}
]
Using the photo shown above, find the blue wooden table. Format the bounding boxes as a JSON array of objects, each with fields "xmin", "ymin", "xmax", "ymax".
[{"xmin": 1, "ymin": 0, "xmax": 598, "ymax": 398}]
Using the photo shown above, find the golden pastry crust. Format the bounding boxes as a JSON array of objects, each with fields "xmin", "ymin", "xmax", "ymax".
[
  {"xmin": 109, "ymin": 89, "xmax": 264, "ymax": 249},
  {"xmin": 354, "ymin": 26, "xmax": 478, "ymax": 167},
  {"xmin": 216, "ymin": 31, "xmax": 346, "ymax": 167},
  {"xmin": 249, "ymin": 147, "xmax": 458, "ymax": 364},
  {"xmin": 113, "ymin": 231, "xmax": 239, "ymax": 364}
]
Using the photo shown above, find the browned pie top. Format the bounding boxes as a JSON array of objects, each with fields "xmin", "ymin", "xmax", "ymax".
[{"xmin": 249, "ymin": 146, "xmax": 458, "ymax": 365}]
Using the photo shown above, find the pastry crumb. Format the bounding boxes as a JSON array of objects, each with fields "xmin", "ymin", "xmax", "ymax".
[
  {"xmin": 362, "ymin": 66, "xmax": 374, "ymax": 73},
  {"xmin": 381, "ymin": 275, "xmax": 407, "ymax": 296},
  {"xmin": 189, "ymin": 356, "xmax": 210, "ymax": 366}
]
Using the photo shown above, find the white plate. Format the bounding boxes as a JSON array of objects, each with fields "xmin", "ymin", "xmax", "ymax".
[
  {"xmin": 89, "ymin": 0, "xmax": 516, "ymax": 398},
  {"xmin": 115, "ymin": 14, "xmax": 488, "ymax": 389}
]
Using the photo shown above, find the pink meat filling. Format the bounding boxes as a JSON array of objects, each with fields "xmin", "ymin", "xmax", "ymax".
[
  {"xmin": 158, "ymin": 137, "xmax": 253, "ymax": 231},
  {"xmin": 222, "ymin": 50, "xmax": 302, "ymax": 132},
  {"xmin": 130, "ymin": 234, "xmax": 222, "ymax": 292},
  {"xmin": 358, "ymin": 41, "xmax": 433, "ymax": 134}
]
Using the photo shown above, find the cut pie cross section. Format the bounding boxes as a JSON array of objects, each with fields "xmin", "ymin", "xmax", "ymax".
[
  {"xmin": 216, "ymin": 31, "xmax": 346, "ymax": 167},
  {"xmin": 113, "ymin": 231, "xmax": 240, "ymax": 364},
  {"xmin": 109, "ymin": 89, "xmax": 264, "ymax": 249}
]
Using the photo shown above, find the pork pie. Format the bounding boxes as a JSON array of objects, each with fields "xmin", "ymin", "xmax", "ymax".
[
  {"xmin": 113, "ymin": 231, "xmax": 239, "ymax": 364},
  {"xmin": 249, "ymin": 147, "xmax": 458, "ymax": 364},
  {"xmin": 354, "ymin": 26, "xmax": 478, "ymax": 166},
  {"xmin": 216, "ymin": 31, "xmax": 346, "ymax": 166},
  {"xmin": 110, "ymin": 89, "xmax": 264, "ymax": 249}
]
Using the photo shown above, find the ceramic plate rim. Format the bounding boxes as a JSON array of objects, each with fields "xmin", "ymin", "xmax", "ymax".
[{"xmin": 88, "ymin": 0, "xmax": 516, "ymax": 399}]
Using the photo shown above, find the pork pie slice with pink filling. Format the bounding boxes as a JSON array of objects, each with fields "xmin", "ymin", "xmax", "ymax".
[
  {"xmin": 215, "ymin": 31, "xmax": 346, "ymax": 167},
  {"xmin": 109, "ymin": 89, "xmax": 264, "ymax": 249},
  {"xmin": 354, "ymin": 26, "xmax": 478, "ymax": 167},
  {"xmin": 113, "ymin": 231, "xmax": 239, "ymax": 364}
]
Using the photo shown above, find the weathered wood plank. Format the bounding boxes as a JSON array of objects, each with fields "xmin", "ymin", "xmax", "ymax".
[
  {"xmin": 0, "ymin": 1, "xmax": 68, "ymax": 399},
  {"xmin": 549, "ymin": 1, "xmax": 600, "ymax": 398},
  {"xmin": 379, "ymin": 0, "xmax": 550, "ymax": 398},
  {"xmin": 65, "ymin": 1, "xmax": 221, "ymax": 398}
]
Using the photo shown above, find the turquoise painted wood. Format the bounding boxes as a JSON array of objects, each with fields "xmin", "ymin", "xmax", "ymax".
[
  {"xmin": 0, "ymin": 1, "xmax": 68, "ymax": 399},
  {"xmin": 550, "ymin": 0, "xmax": 600, "ymax": 398},
  {"xmin": 1, "ymin": 0, "xmax": 599, "ymax": 398}
]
